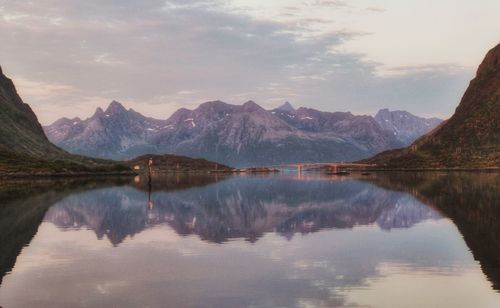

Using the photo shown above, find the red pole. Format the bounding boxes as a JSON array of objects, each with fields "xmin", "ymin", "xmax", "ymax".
[{"xmin": 148, "ymin": 158, "xmax": 153, "ymax": 184}]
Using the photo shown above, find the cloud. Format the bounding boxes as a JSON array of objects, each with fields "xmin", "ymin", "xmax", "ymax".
[
  {"xmin": 0, "ymin": 0, "xmax": 474, "ymax": 124},
  {"xmin": 365, "ymin": 7, "xmax": 386, "ymax": 13},
  {"xmin": 310, "ymin": 0, "xmax": 348, "ymax": 8}
]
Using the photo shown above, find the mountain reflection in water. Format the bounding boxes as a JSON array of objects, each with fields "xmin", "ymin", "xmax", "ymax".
[
  {"xmin": 44, "ymin": 175, "xmax": 441, "ymax": 245},
  {"xmin": 0, "ymin": 172, "xmax": 499, "ymax": 308}
]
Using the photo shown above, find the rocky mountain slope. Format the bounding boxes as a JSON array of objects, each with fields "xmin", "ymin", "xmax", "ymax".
[
  {"xmin": 0, "ymin": 65, "xmax": 129, "ymax": 175},
  {"xmin": 45, "ymin": 101, "xmax": 164, "ymax": 159},
  {"xmin": 45, "ymin": 99, "xmax": 439, "ymax": 167},
  {"xmin": 366, "ymin": 43, "xmax": 500, "ymax": 168},
  {"xmin": 374, "ymin": 109, "xmax": 442, "ymax": 144},
  {"xmin": 0, "ymin": 65, "xmax": 65, "ymax": 159},
  {"xmin": 271, "ymin": 103, "xmax": 407, "ymax": 154}
]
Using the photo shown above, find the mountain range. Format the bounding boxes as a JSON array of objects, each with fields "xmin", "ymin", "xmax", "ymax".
[
  {"xmin": 3, "ymin": 41, "xmax": 500, "ymax": 172},
  {"xmin": 44, "ymin": 100, "xmax": 442, "ymax": 167},
  {"xmin": 366, "ymin": 43, "xmax": 500, "ymax": 168}
]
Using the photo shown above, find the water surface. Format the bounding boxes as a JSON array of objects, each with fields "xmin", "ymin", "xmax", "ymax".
[{"xmin": 0, "ymin": 172, "xmax": 499, "ymax": 307}]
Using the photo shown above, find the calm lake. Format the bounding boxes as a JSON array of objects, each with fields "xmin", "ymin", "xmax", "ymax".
[{"xmin": 0, "ymin": 172, "xmax": 499, "ymax": 307}]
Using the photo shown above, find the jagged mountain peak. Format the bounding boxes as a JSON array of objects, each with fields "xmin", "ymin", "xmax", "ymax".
[
  {"xmin": 196, "ymin": 100, "xmax": 233, "ymax": 112},
  {"xmin": 275, "ymin": 101, "xmax": 295, "ymax": 112},
  {"xmin": 198, "ymin": 100, "xmax": 227, "ymax": 107},
  {"xmin": 93, "ymin": 107, "xmax": 105, "ymax": 117},
  {"xmin": 375, "ymin": 108, "xmax": 393, "ymax": 116},
  {"xmin": 375, "ymin": 108, "xmax": 410, "ymax": 117},
  {"xmin": 90, "ymin": 101, "xmax": 130, "ymax": 119},
  {"xmin": 167, "ymin": 107, "xmax": 192, "ymax": 123},
  {"xmin": 52, "ymin": 117, "xmax": 82, "ymax": 126},
  {"xmin": 376, "ymin": 108, "xmax": 441, "ymax": 121},
  {"xmin": 105, "ymin": 100, "xmax": 128, "ymax": 114},
  {"xmin": 374, "ymin": 108, "xmax": 443, "ymax": 144},
  {"xmin": 241, "ymin": 100, "xmax": 264, "ymax": 112}
]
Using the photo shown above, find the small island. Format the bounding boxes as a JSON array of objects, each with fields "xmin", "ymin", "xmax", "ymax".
[{"xmin": 127, "ymin": 154, "xmax": 234, "ymax": 174}]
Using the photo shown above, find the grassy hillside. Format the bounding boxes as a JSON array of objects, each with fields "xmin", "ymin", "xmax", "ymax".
[
  {"xmin": 365, "ymin": 43, "xmax": 500, "ymax": 169},
  {"xmin": 0, "ymin": 65, "xmax": 130, "ymax": 176},
  {"xmin": 127, "ymin": 154, "xmax": 233, "ymax": 173}
]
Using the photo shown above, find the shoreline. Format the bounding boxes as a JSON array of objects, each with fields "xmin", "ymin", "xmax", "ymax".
[
  {"xmin": 0, "ymin": 171, "xmax": 137, "ymax": 179},
  {"xmin": 360, "ymin": 167, "xmax": 500, "ymax": 172},
  {"xmin": 1, "ymin": 167, "xmax": 499, "ymax": 179},
  {"xmin": 0, "ymin": 169, "xmax": 237, "ymax": 179}
]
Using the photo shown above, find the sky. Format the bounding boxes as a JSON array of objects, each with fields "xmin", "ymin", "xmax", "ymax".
[{"xmin": 0, "ymin": 0, "xmax": 498, "ymax": 125}]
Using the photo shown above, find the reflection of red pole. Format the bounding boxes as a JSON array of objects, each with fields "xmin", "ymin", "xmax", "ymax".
[
  {"xmin": 147, "ymin": 158, "xmax": 153, "ymax": 209},
  {"xmin": 148, "ymin": 187, "xmax": 153, "ymax": 210}
]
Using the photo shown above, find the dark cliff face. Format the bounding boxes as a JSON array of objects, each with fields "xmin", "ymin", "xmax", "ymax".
[
  {"xmin": 441, "ymin": 44, "xmax": 500, "ymax": 149},
  {"xmin": 0, "ymin": 65, "xmax": 65, "ymax": 159},
  {"xmin": 0, "ymin": 66, "xmax": 129, "ymax": 174},
  {"xmin": 366, "ymin": 43, "xmax": 500, "ymax": 168}
]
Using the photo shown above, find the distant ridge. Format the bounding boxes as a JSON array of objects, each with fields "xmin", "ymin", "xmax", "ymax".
[
  {"xmin": 365, "ymin": 43, "xmax": 500, "ymax": 168},
  {"xmin": 45, "ymin": 99, "xmax": 440, "ymax": 167},
  {"xmin": 374, "ymin": 109, "xmax": 442, "ymax": 145}
]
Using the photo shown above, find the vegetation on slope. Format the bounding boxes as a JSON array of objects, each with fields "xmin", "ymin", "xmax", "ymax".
[
  {"xmin": 127, "ymin": 154, "xmax": 233, "ymax": 173},
  {"xmin": 0, "ymin": 65, "xmax": 130, "ymax": 175},
  {"xmin": 365, "ymin": 43, "xmax": 500, "ymax": 168}
]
